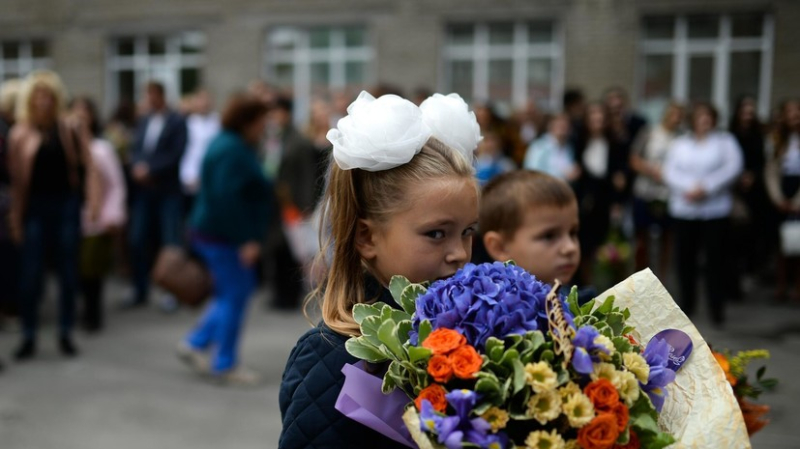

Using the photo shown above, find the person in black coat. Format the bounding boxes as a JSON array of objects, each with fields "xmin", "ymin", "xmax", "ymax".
[{"xmin": 126, "ymin": 81, "xmax": 187, "ymax": 307}]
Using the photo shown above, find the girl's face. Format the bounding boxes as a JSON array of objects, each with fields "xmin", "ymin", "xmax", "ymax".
[
  {"xmin": 587, "ymin": 106, "xmax": 605, "ymax": 134},
  {"xmin": 70, "ymin": 100, "xmax": 91, "ymax": 129},
  {"xmin": 358, "ymin": 177, "xmax": 479, "ymax": 285},
  {"xmin": 693, "ymin": 109, "xmax": 714, "ymax": 135}
]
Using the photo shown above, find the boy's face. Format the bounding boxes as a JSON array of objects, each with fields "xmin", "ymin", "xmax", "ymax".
[{"xmin": 485, "ymin": 202, "xmax": 580, "ymax": 285}]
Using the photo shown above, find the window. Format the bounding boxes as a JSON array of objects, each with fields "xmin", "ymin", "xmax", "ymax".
[
  {"xmin": 265, "ymin": 25, "xmax": 373, "ymax": 125},
  {"xmin": 106, "ymin": 32, "xmax": 205, "ymax": 110},
  {"xmin": 0, "ymin": 39, "xmax": 50, "ymax": 81},
  {"xmin": 638, "ymin": 13, "xmax": 773, "ymax": 124},
  {"xmin": 442, "ymin": 21, "xmax": 563, "ymax": 116}
]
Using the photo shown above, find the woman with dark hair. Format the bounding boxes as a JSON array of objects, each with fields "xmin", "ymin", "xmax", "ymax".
[
  {"xmin": 8, "ymin": 70, "xmax": 102, "ymax": 359},
  {"xmin": 70, "ymin": 96, "xmax": 127, "ymax": 332},
  {"xmin": 176, "ymin": 94, "xmax": 273, "ymax": 386},
  {"xmin": 728, "ymin": 96, "xmax": 770, "ymax": 298},
  {"xmin": 765, "ymin": 99, "xmax": 800, "ymax": 302},
  {"xmin": 574, "ymin": 102, "xmax": 630, "ymax": 286},
  {"xmin": 664, "ymin": 102, "xmax": 743, "ymax": 326}
]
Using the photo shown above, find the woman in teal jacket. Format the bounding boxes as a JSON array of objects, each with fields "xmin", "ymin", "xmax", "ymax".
[{"xmin": 178, "ymin": 94, "xmax": 273, "ymax": 385}]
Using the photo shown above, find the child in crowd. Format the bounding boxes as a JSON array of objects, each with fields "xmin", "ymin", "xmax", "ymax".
[
  {"xmin": 279, "ymin": 92, "xmax": 481, "ymax": 449},
  {"xmin": 479, "ymin": 170, "xmax": 581, "ymax": 289}
]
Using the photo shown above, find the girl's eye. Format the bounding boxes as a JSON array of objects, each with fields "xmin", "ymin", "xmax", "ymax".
[
  {"xmin": 540, "ymin": 231, "xmax": 557, "ymax": 241},
  {"xmin": 462, "ymin": 226, "xmax": 477, "ymax": 237},
  {"xmin": 426, "ymin": 230, "xmax": 445, "ymax": 239}
]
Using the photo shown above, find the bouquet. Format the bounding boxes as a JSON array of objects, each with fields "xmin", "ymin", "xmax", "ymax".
[
  {"xmin": 343, "ymin": 262, "xmax": 684, "ymax": 448},
  {"xmin": 713, "ymin": 349, "xmax": 777, "ymax": 435}
]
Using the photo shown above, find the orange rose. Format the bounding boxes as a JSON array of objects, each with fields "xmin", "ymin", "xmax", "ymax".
[
  {"xmin": 427, "ymin": 354, "xmax": 454, "ymax": 383},
  {"xmin": 611, "ymin": 403, "xmax": 629, "ymax": 433},
  {"xmin": 422, "ymin": 328, "xmax": 466, "ymax": 355},
  {"xmin": 713, "ymin": 352, "xmax": 738, "ymax": 386},
  {"xmin": 415, "ymin": 384, "xmax": 448, "ymax": 413},
  {"xmin": 448, "ymin": 344, "xmax": 483, "ymax": 379},
  {"xmin": 584, "ymin": 379, "xmax": 620, "ymax": 412},
  {"xmin": 613, "ymin": 430, "xmax": 640, "ymax": 449},
  {"xmin": 577, "ymin": 413, "xmax": 620, "ymax": 449}
]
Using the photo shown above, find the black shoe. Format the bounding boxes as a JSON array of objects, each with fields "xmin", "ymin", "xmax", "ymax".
[
  {"xmin": 14, "ymin": 339, "xmax": 36, "ymax": 361},
  {"xmin": 59, "ymin": 336, "xmax": 79, "ymax": 357}
]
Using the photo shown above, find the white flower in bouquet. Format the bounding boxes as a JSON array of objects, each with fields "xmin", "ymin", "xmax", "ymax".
[
  {"xmin": 623, "ymin": 351, "xmax": 651, "ymax": 383},
  {"xmin": 527, "ymin": 390, "xmax": 562, "ymax": 425},
  {"xmin": 617, "ymin": 370, "xmax": 642, "ymax": 406},
  {"xmin": 480, "ymin": 406, "xmax": 510, "ymax": 432},
  {"xmin": 524, "ymin": 361, "xmax": 558, "ymax": 393},
  {"xmin": 593, "ymin": 334, "xmax": 615, "ymax": 359},
  {"xmin": 558, "ymin": 381, "xmax": 582, "ymax": 400},
  {"xmin": 562, "ymin": 392, "xmax": 595, "ymax": 428},
  {"xmin": 524, "ymin": 429, "xmax": 566, "ymax": 449},
  {"xmin": 590, "ymin": 362, "xmax": 620, "ymax": 385}
]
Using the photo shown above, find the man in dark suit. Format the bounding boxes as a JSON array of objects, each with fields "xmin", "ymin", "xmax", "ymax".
[
  {"xmin": 126, "ymin": 81, "xmax": 187, "ymax": 307},
  {"xmin": 265, "ymin": 96, "xmax": 321, "ymax": 310}
]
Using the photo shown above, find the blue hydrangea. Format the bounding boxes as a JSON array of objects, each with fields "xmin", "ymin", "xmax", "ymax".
[{"xmin": 410, "ymin": 262, "xmax": 569, "ymax": 350}]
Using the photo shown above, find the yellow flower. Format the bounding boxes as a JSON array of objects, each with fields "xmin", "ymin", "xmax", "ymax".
[
  {"xmin": 481, "ymin": 407, "xmax": 510, "ymax": 432},
  {"xmin": 616, "ymin": 370, "xmax": 641, "ymax": 406},
  {"xmin": 564, "ymin": 439, "xmax": 581, "ymax": 449},
  {"xmin": 524, "ymin": 429, "xmax": 566, "ymax": 449},
  {"xmin": 594, "ymin": 335, "xmax": 615, "ymax": 359},
  {"xmin": 623, "ymin": 352, "xmax": 650, "ymax": 384},
  {"xmin": 562, "ymin": 392, "xmax": 595, "ymax": 428},
  {"xmin": 525, "ymin": 361, "xmax": 558, "ymax": 393},
  {"xmin": 591, "ymin": 362, "xmax": 620, "ymax": 385},
  {"xmin": 527, "ymin": 390, "xmax": 562, "ymax": 425},
  {"xmin": 558, "ymin": 381, "xmax": 582, "ymax": 400}
]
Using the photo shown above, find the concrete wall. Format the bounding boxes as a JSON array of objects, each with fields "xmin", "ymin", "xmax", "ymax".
[{"xmin": 0, "ymin": 0, "xmax": 796, "ymax": 119}]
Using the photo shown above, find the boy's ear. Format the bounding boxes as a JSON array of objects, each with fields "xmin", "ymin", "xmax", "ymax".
[
  {"xmin": 354, "ymin": 219, "xmax": 378, "ymax": 260},
  {"xmin": 483, "ymin": 231, "xmax": 511, "ymax": 262}
]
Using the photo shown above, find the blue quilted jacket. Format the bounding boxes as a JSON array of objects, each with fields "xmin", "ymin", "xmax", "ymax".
[{"xmin": 278, "ymin": 281, "xmax": 410, "ymax": 449}]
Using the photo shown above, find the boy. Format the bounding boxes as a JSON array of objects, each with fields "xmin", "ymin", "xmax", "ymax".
[{"xmin": 479, "ymin": 170, "xmax": 580, "ymax": 287}]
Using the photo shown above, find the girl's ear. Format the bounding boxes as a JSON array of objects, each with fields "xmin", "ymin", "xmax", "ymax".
[
  {"xmin": 354, "ymin": 218, "xmax": 378, "ymax": 260},
  {"xmin": 483, "ymin": 231, "xmax": 510, "ymax": 262}
]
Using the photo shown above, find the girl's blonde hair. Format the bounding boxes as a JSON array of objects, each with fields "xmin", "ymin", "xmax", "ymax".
[
  {"xmin": 309, "ymin": 136, "xmax": 475, "ymax": 336},
  {"xmin": 15, "ymin": 69, "xmax": 68, "ymax": 124}
]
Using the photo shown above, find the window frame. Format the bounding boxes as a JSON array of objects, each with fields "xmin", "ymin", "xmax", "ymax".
[
  {"xmin": 105, "ymin": 32, "xmax": 206, "ymax": 112},
  {"xmin": 637, "ymin": 13, "xmax": 774, "ymax": 122},
  {"xmin": 264, "ymin": 24, "xmax": 374, "ymax": 126},
  {"xmin": 0, "ymin": 39, "xmax": 51, "ymax": 81},
  {"xmin": 441, "ymin": 20, "xmax": 564, "ymax": 114}
]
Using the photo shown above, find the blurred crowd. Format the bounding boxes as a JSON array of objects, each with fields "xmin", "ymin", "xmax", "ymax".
[{"xmin": 0, "ymin": 70, "xmax": 798, "ymax": 374}]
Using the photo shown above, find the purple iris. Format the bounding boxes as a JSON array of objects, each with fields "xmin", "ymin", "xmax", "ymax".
[
  {"xmin": 410, "ymin": 262, "xmax": 569, "ymax": 351},
  {"xmin": 642, "ymin": 337, "xmax": 677, "ymax": 412},
  {"xmin": 429, "ymin": 390, "xmax": 504, "ymax": 449},
  {"xmin": 571, "ymin": 325, "xmax": 611, "ymax": 374}
]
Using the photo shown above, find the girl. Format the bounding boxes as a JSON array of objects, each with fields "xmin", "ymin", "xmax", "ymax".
[
  {"xmin": 279, "ymin": 92, "xmax": 481, "ymax": 449},
  {"xmin": 70, "ymin": 96, "xmax": 127, "ymax": 333}
]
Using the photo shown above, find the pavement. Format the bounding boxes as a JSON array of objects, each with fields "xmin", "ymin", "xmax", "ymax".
[{"xmin": 0, "ymin": 274, "xmax": 799, "ymax": 449}]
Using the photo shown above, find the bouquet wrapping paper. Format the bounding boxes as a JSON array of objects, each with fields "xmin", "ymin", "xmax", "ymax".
[{"xmin": 596, "ymin": 269, "xmax": 750, "ymax": 449}]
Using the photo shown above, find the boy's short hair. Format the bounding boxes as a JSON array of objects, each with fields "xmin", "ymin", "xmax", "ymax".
[{"xmin": 480, "ymin": 170, "xmax": 576, "ymax": 237}]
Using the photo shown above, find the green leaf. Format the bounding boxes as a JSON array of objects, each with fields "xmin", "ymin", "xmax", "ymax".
[
  {"xmin": 381, "ymin": 370, "xmax": 397, "ymax": 394},
  {"xmin": 397, "ymin": 320, "xmax": 413, "ymax": 346},
  {"xmin": 418, "ymin": 320, "xmax": 432, "ymax": 345},
  {"xmin": 475, "ymin": 377, "xmax": 502, "ymax": 396},
  {"xmin": 378, "ymin": 319, "xmax": 405, "ymax": 360},
  {"xmin": 388, "ymin": 276, "xmax": 411, "ymax": 305},
  {"xmin": 567, "ymin": 286, "xmax": 581, "ymax": 316},
  {"xmin": 594, "ymin": 296, "xmax": 615, "ymax": 316},
  {"xmin": 503, "ymin": 260, "xmax": 517, "ymax": 266},
  {"xmin": 511, "ymin": 358, "xmax": 526, "ymax": 394},
  {"xmin": 360, "ymin": 316, "xmax": 383, "ymax": 346},
  {"xmin": 408, "ymin": 345, "xmax": 432, "ymax": 364},
  {"xmin": 756, "ymin": 366, "xmax": 766, "ymax": 380},
  {"xmin": 345, "ymin": 337, "xmax": 389, "ymax": 363},
  {"xmin": 352, "ymin": 303, "xmax": 381, "ymax": 326},
  {"xmin": 540, "ymin": 349, "xmax": 555, "ymax": 362},
  {"xmin": 400, "ymin": 284, "xmax": 427, "ymax": 316},
  {"xmin": 580, "ymin": 298, "xmax": 596, "ymax": 315},
  {"xmin": 604, "ymin": 312, "xmax": 626, "ymax": 336},
  {"xmin": 612, "ymin": 336, "xmax": 633, "ymax": 354},
  {"xmin": 500, "ymin": 349, "xmax": 520, "ymax": 368}
]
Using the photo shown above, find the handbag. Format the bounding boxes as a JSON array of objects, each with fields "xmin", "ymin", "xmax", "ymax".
[
  {"xmin": 151, "ymin": 245, "xmax": 213, "ymax": 307},
  {"xmin": 780, "ymin": 220, "xmax": 800, "ymax": 256}
]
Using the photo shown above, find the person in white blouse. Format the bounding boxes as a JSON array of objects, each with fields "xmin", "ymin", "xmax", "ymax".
[
  {"xmin": 523, "ymin": 113, "xmax": 580, "ymax": 184},
  {"xmin": 765, "ymin": 99, "xmax": 800, "ymax": 302},
  {"xmin": 663, "ymin": 102, "xmax": 743, "ymax": 326}
]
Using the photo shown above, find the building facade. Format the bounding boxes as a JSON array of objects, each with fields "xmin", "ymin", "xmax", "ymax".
[{"xmin": 1, "ymin": 0, "xmax": 797, "ymax": 124}]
